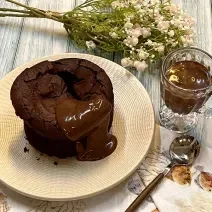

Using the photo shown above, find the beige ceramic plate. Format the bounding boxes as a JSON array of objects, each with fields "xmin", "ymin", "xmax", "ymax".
[{"xmin": 0, "ymin": 53, "xmax": 155, "ymax": 201}]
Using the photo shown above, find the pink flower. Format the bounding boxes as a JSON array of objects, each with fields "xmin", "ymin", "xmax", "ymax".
[
  {"xmin": 131, "ymin": 28, "xmax": 142, "ymax": 38},
  {"xmin": 141, "ymin": 27, "xmax": 151, "ymax": 38},
  {"xmin": 134, "ymin": 61, "xmax": 148, "ymax": 71},
  {"xmin": 166, "ymin": 4, "xmax": 180, "ymax": 14},
  {"xmin": 157, "ymin": 21, "xmax": 170, "ymax": 31},
  {"xmin": 131, "ymin": 37, "xmax": 139, "ymax": 46}
]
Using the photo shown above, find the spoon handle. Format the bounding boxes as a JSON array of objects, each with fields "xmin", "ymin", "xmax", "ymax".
[{"xmin": 125, "ymin": 163, "xmax": 173, "ymax": 212}]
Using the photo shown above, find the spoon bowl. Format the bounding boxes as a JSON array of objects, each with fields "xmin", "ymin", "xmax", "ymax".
[{"xmin": 170, "ymin": 135, "xmax": 200, "ymax": 165}]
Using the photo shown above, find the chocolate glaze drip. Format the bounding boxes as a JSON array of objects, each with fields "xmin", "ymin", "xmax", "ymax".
[
  {"xmin": 56, "ymin": 95, "xmax": 117, "ymax": 161},
  {"xmin": 76, "ymin": 114, "xmax": 117, "ymax": 161}
]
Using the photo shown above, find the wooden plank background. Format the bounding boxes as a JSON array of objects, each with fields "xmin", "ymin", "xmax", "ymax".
[{"xmin": 0, "ymin": 0, "xmax": 211, "ymax": 141}]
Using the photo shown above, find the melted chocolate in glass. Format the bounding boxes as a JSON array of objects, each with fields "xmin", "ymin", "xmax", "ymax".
[
  {"xmin": 56, "ymin": 95, "xmax": 117, "ymax": 161},
  {"xmin": 162, "ymin": 61, "xmax": 211, "ymax": 114},
  {"xmin": 166, "ymin": 61, "xmax": 210, "ymax": 90}
]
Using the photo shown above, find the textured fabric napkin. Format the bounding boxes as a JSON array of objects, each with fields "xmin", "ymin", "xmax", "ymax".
[
  {"xmin": 131, "ymin": 123, "xmax": 212, "ymax": 212},
  {"xmin": 1, "ymin": 124, "xmax": 212, "ymax": 212}
]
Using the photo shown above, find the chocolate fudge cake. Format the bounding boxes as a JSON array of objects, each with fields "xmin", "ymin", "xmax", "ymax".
[{"xmin": 10, "ymin": 58, "xmax": 117, "ymax": 160}]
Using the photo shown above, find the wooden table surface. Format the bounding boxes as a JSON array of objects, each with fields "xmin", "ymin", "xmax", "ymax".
[{"xmin": 0, "ymin": 0, "xmax": 212, "ymax": 142}]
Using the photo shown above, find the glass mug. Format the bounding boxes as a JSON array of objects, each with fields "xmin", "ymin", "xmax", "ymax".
[{"xmin": 159, "ymin": 47, "xmax": 212, "ymax": 133}]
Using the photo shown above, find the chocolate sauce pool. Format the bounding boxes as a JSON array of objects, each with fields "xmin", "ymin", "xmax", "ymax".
[
  {"xmin": 56, "ymin": 95, "xmax": 117, "ymax": 161},
  {"xmin": 166, "ymin": 61, "xmax": 210, "ymax": 90},
  {"xmin": 162, "ymin": 61, "xmax": 211, "ymax": 114}
]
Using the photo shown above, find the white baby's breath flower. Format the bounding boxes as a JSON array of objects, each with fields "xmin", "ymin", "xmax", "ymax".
[
  {"xmin": 131, "ymin": 0, "xmax": 138, "ymax": 6},
  {"xmin": 116, "ymin": 2, "xmax": 194, "ymax": 71},
  {"xmin": 187, "ymin": 38, "xmax": 194, "ymax": 45},
  {"xmin": 153, "ymin": 8, "xmax": 160, "ymax": 17},
  {"xmin": 128, "ymin": 14, "xmax": 135, "ymax": 20},
  {"xmin": 170, "ymin": 20, "xmax": 174, "ymax": 25},
  {"xmin": 172, "ymin": 42, "xmax": 177, "ymax": 47},
  {"xmin": 152, "ymin": 0, "xmax": 160, "ymax": 4},
  {"xmin": 183, "ymin": 26, "xmax": 191, "ymax": 31},
  {"xmin": 138, "ymin": 9, "xmax": 145, "ymax": 14},
  {"xmin": 134, "ymin": 4, "xmax": 141, "ymax": 10},
  {"xmin": 124, "ymin": 36, "xmax": 138, "ymax": 46},
  {"xmin": 157, "ymin": 45, "xmax": 165, "ymax": 53},
  {"xmin": 138, "ymin": 50, "xmax": 149, "ymax": 60},
  {"xmin": 123, "ymin": 39, "xmax": 128, "ymax": 45},
  {"xmin": 168, "ymin": 30, "xmax": 175, "ymax": 37},
  {"xmin": 121, "ymin": 58, "xmax": 133, "ymax": 67},
  {"xmin": 125, "ymin": 17, "xmax": 131, "ymax": 22},
  {"xmin": 86, "ymin": 40, "xmax": 96, "ymax": 49},
  {"xmin": 134, "ymin": 61, "xmax": 148, "ymax": 72},
  {"xmin": 124, "ymin": 22, "xmax": 133, "ymax": 29},
  {"xmin": 155, "ymin": 15, "xmax": 164, "ymax": 23},
  {"xmin": 109, "ymin": 32, "xmax": 118, "ymax": 39},
  {"xmin": 180, "ymin": 36, "xmax": 186, "ymax": 43},
  {"xmin": 125, "ymin": 28, "xmax": 130, "ymax": 34},
  {"xmin": 141, "ymin": 0, "xmax": 149, "ymax": 6},
  {"xmin": 173, "ymin": 19, "xmax": 183, "ymax": 28},
  {"xmin": 147, "ymin": 8, "xmax": 154, "ymax": 15},
  {"xmin": 141, "ymin": 27, "xmax": 151, "ymax": 38},
  {"xmin": 145, "ymin": 40, "xmax": 153, "ymax": 46},
  {"xmin": 111, "ymin": 1, "xmax": 121, "ymax": 9},
  {"xmin": 181, "ymin": 35, "xmax": 194, "ymax": 46}
]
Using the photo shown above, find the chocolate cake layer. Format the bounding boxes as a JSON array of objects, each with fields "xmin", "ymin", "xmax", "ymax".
[{"xmin": 24, "ymin": 122, "xmax": 77, "ymax": 158}]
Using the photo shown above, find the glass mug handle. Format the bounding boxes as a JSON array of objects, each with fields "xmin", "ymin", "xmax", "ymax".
[
  {"xmin": 196, "ymin": 106, "xmax": 212, "ymax": 149},
  {"xmin": 196, "ymin": 86, "xmax": 212, "ymax": 118}
]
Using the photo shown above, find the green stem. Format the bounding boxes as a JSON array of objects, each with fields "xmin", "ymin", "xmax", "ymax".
[
  {"xmin": 6, "ymin": 0, "xmax": 62, "ymax": 22},
  {"xmin": 87, "ymin": 33, "xmax": 105, "ymax": 44},
  {"xmin": 0, "ymin": 8, "xmax": 30, "ymax": 14},
  {"xmin": 0, "ymin": 13, "xmax": 37, "ymax": 17},
  {"xmin": 6, "ymin": 0, "xmax": 33, "ymax": 11},
  {"xmin": 70, "ymin": 0, "xmax": 104, "ymax": 13}
]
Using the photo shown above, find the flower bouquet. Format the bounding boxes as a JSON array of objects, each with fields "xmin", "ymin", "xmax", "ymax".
[{"xmin": 1, "ymin": 0, "xmax": 195, "ymax": 71}]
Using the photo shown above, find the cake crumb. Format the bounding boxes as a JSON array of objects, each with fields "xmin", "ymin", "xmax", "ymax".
[{"xmin": 24, "ymin": 147, "xmax": 29, "ymax": 153}]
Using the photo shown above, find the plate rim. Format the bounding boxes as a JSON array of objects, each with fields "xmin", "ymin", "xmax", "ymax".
[{"xmin": 0, "ymin": 53, "xmax": 155, "ymax": 201}]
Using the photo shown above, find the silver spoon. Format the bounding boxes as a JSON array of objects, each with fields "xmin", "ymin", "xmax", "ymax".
[{"xmin": 125, "ymin": 135, "xmax": 200, "ymax": 212}]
